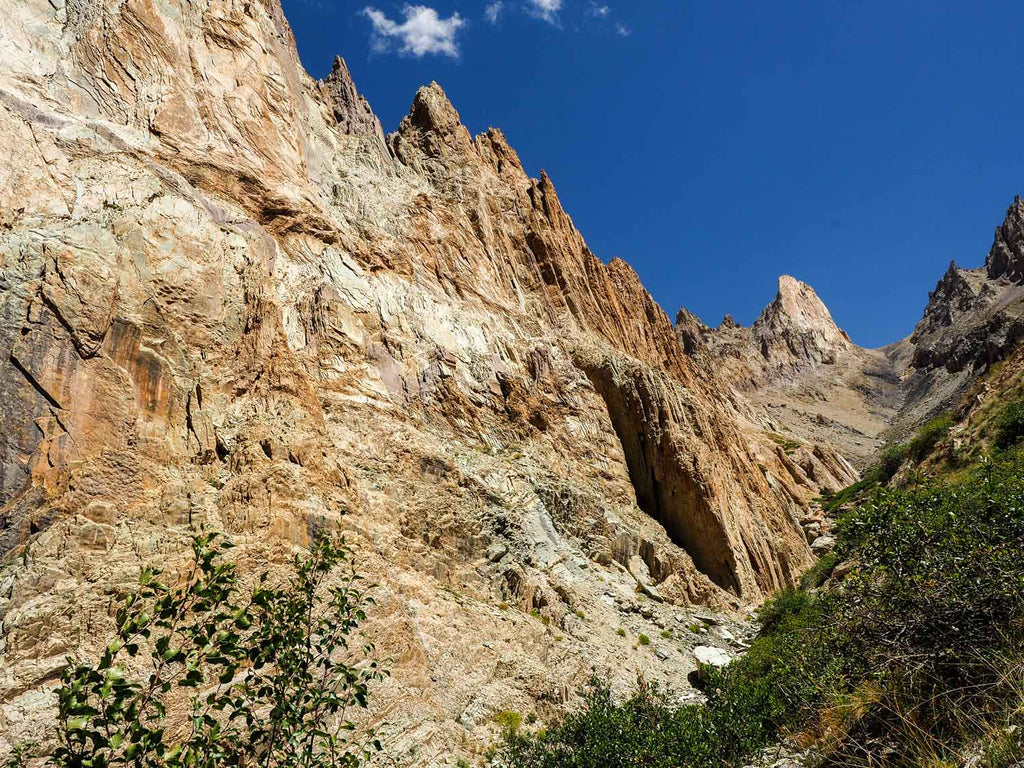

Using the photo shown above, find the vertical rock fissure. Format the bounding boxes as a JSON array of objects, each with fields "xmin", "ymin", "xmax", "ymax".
[{"xmin": 580, "ymin": 359, "xmax": 743, "ymax": 595}]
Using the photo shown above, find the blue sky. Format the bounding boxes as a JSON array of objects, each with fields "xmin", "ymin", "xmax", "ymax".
[{"xmin": 282, "ymin": 0, "xmax": 1024, "ymax": 347}]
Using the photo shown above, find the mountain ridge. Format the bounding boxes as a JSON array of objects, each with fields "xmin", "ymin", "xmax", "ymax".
[
  {"xmin": 0, "ymin": 0, "xmax": 1020, "ymax": 762},
  {"xmin": 675, "ymin": 196, "xmax": 1024, "ymax": 468}
]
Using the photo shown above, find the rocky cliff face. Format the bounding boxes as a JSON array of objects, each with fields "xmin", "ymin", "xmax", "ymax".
[
  {"xmin": 0, "ymin": 0, "xmax": 841, "ymax": 761},
  {"xmin": 987, "ymin": 196, "xmax": 1024, "ymax": 283},
  {"xmin": 321, "ymin": 55, "xmax": 388, "ymax": 156}
]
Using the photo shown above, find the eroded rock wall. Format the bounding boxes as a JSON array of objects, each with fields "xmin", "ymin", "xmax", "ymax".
[{"xmin": 577, "ymin": 353, "xmax": 808, "ymax": 597}]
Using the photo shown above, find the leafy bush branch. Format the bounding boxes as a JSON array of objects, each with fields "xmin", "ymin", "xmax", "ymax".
[{"xmin": 13, "ymin": 532, "xmax": 385, "ymax": 768}]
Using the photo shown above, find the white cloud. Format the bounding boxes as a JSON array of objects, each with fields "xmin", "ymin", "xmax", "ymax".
[
  {"xmin": 615, "ymin": 21, "xmax": 631, "ymax": 36},
  {"xmin": 362, "ymin": 5, "xmax": 466, "ymax": 57},
  {"xmin": 485, "ymin": 1, "xmax": 503, "ymax": 23},
  {"xmin": 526, "ymin": 0, "xmax": 562, "ymax": 23},
  {"xmin": 589, "ymin": 4, "xmax": 610, "ymax": 17}
]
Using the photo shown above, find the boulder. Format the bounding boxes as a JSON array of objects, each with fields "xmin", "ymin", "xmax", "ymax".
[
  {"xmin": 693, "ymin": 645, "xmax": 732, "ymax": 669},
  {"xmin": 810, "ymin": 535, "xmax": 836, "ymax": 554}
]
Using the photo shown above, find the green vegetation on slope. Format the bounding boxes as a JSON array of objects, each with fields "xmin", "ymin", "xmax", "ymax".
[
  {"xmin": 821, "ymin": 413, "xmax": 957, "ymax": 516},
  {"xmin": 996, "ymin": 399, "xmax": 1024, "ymax": 450},
  {"xmin": 8, "ymin": 533, "xmax": 385, "ymax": 768},
  {"xmin": 768, "ymin": 433, "xmax": 803, "ymax": 455},
  {"xmin": 906, "ymin": 413, "xmax": 954, "ymax": 462},
  {"xmin": 499, "ymin": 448, "xmax": 1024, "ymax": 767}
]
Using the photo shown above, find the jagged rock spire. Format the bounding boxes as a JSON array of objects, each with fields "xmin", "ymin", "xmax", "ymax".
[
  {"xmin": 718, "ymin": 314, "xmax": 740, "ymax": 330},
  {"xmin": 675, "ymin": 307, "xmax": 711, "ymax": 355},
  {"xmin": 389, "ymin": 82, "xmax": 476, "ymax": 164},
  {"xmin": 322, "ymin": 56, "xmax": 387, "ymax": 151},
  {"xmin": 986, "ymin": 196, "xmax": 1024, "ymax": 283},
  {"xmin": 753, "ymin": 275, "xmax": 851, "ymax": 365}
]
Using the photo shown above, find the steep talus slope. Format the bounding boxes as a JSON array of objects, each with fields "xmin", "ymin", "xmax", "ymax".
[
  {"xmin": 0, "ymin": 0, "xmax": 841, "ymax": 760},
  {"xmin": 900, "ymin": 339, "xmax": 1024, "ymax": 477}
]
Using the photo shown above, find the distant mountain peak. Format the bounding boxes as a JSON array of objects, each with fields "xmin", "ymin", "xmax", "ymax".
[
  {"xmin": 719, "ymin": 313, "xmax": 741, "ymax": 330},
  {"xmin": 753, "ymin": 275, "xmax": 851, "ymax": 365}
]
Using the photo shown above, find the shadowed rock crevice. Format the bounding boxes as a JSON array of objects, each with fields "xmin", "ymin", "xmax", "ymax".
[{"xmin": 579, "ymin": 357, "xmax": 743, "ymax": 595}]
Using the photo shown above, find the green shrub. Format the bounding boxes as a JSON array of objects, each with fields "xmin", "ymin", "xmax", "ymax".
[
  {"xmin": 616, "ymin": 627, "xmax": 626, "ymax": 637},
  {"xmin": 18, "ymin": 532, "xmax": 385, "ymax": 768},
  {"xmin": 755, "ymin": 587, "xmax": 813, "ymax": 635},
  {"xmin": 637, "ymin": 634, "xmax": 650, "ymax": 646},
  {"xmin": 907, "ymin": 413, "xmax": 954, "ymax": 462},
  {"xmin": 875, "ymin": 441, "xmax": 908, "ymax": 481},
  {"xmin": 494, "ymin": 711, "xmax": 523, "ymax": 734},
  {"xmin": 701, "ymin": 604, "xmax": 843, "ymax": 760},
  {"xmin": 500, "ymin": 680, "xmax": 719, "ymax": 768},
  {"xmin": 822, "ymin": 480, "xmax": 862, "ymax": 513},
  {"xmin": 832, "ymin": 456, "xmax": 1024, "ymax": 678},
  {"xmin": 798, "ymin": 550, "xmax": 838, "ymax": 590},
  {"xmin": 823, "ymin": 473, "xmax": 882, "ymax": 514},
  {"xmin": 813, "ymin": 454, "xmax": 1024, "ymax": 763},
  {"xmin": 769, "ymin": 433, "xmax": 802, "ymax": 454},
  {"xmin": 823, "ymin": 443, "xmax": 907, "ymax": 516},
  {"xmin": 5, "ymin": 743, "xmax": 36, "ymax": 768},
  {"xmin": 995, "ymin": 399, "xmax": 1024, "ymax": 449}
]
